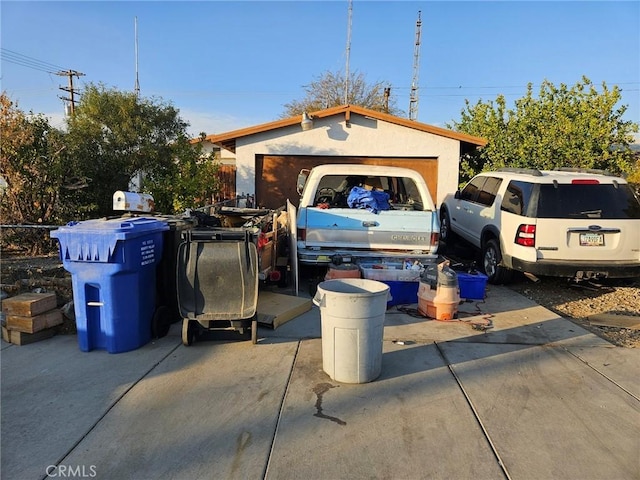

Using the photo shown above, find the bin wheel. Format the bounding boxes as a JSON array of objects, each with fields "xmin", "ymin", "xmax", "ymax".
[
  {"xmin": 251, "ymin": 317, "xmax": 258, "ymax": 345},
  {"xmin": 152, "ymin": 306, "xmax": 172, "ymax": 339},
  {"xmin": 182, "ymin": 319, "xmax": 196, "ymax": 346}
]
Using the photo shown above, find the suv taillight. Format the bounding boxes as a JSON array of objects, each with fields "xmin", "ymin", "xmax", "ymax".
[{"xmin": 515, "ymin": 224, "xmax": 536, "ymax": 247}]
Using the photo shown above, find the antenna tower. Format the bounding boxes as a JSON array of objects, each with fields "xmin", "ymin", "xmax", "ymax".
[
  {"xmin": 344, "ymin": 0, "xmax": 353, "ymax": 105},
  {"xmin": 134, "ymin": 16, "xmax": 140, "ymax": 96},
  {"xmin": 409, "ymin": 10, "xmax": 422, "ymax": 121}
]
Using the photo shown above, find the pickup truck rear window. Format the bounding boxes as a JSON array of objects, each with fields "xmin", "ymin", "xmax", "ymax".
[{"xmin": 313, "ymin": 175, "xmax": 425, "ymax": 210}]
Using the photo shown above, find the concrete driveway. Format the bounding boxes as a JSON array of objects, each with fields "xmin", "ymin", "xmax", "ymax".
[{"xmin": 2, "ymin": 284, "xmax": 639, "ymax": 480}]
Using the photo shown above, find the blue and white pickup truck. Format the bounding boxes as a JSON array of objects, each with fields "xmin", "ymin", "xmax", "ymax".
[{"xmin": 288, "ymin": 164, "xmax": 440, "ymax": 290}]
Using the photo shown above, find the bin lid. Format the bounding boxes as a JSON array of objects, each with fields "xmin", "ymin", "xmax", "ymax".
[{"xmin": 50, "ymin": 217, "xmax": 169, "ymax": 262}]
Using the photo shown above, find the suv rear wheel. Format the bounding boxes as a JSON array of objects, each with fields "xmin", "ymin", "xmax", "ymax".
[
  {"xmin": 439, "ymin": 207, "xmax": 456, "ymax": 243},
  {"xmin": 483, "ymin": 238, "xmax": 514, "ymax": 284}
]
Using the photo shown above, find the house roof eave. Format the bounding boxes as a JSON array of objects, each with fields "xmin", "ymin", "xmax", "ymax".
[{"xmin": 196, "ymin": 105, "xmax": 487, "ymax": 153}]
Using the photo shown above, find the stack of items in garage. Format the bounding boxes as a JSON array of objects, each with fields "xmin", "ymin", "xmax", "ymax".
[{"xmin": 1, "ymin": 292, "xmax": 62, "ymax": 345}]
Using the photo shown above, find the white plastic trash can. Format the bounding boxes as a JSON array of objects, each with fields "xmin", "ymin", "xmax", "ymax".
[{"xmin": 313, "ymin": 278, "xmax": 390, "ymax": 384}]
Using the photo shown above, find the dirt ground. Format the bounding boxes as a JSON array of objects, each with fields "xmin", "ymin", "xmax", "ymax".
[
  {"xmin": 1, "ymin": 253, "xmax": 638, "ymax": 347},
  {"xmin": 507, "ymin": 274, "xmax": 640, "ymax": 348}
]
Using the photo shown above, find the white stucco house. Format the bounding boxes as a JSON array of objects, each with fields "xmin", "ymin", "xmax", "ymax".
[{"xmin": 199, "ymin": 104, "xmax": 486, "ymax": 209}]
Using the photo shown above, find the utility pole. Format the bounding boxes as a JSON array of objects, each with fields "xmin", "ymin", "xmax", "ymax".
[
  {"xmin": 57, "ymin": 69, "xmax": 85, "ymax": 115},
  {"xmin": 409, "ymin": 10, "xmax": 422, "ymax": 121}
]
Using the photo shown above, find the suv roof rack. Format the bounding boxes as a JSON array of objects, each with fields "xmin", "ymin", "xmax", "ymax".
[
  {"xmin": 496, "ymin": 167, "xmax": 543, "ymax": 176},
  {"xmin": 554, "ymin": 167, "xmax": 612, "ymax": 176}
]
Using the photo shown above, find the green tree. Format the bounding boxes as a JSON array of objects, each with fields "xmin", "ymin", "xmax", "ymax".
[
  {"xmin": 144, "ymin": 133, "xmax": 221, "ymax": 214},
  {"xmin": 282, "ymin": 70, "xmax": 403, "ymax": 117},
  {"xmin": 64, "ymin": 84, "xmax": 198, "ymax": 216},
  {"xmin": 450, "ymin": 77, "xmax": 639, "ymax": 184},
  {"xmin": 0, "ymin": 93, "xmax": 72, "ymax": 253}
]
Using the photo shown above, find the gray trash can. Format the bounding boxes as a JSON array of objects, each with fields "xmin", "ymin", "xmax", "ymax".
[{"xmin": 313, "ymin": 278, "xmax": 390, "ymax": 384}]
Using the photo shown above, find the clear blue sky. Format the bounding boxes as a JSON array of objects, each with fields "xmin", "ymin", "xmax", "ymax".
[{"xmin": 2, "ymin": 1, "xmax": 639, "ymax": 138}]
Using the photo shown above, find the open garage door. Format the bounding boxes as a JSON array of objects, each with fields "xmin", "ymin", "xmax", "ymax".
[{"xmin": 255, "ymin": 155, "xmax": 438, "ymax": 209}]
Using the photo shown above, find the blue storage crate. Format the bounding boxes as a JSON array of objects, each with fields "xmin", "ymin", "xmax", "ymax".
[
  {"xmin": 457, "ymin": 271, "xmax": 488, "ymax": 300},
  {"xmin": 384, "ymin": 280, "xmax": 419, "ymax": 307},
  {"xmin": 51, "ymin": 217, "xmax": 169, "ymax": 353}
]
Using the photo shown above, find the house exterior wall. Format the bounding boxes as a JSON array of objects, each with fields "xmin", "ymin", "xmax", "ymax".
[
  {"xmin": 234, "ymin": 113, "xmax": 461, "ymax": 206},
  {"xmin": 198, "ymin": 141, "xmax": 236, "ymax": 165}
]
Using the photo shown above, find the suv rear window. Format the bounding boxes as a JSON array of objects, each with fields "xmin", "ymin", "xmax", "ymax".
[
  {"xmin": 501, "ymin": 181, "xmax": 535, "ymax": 215},
  {"xmin": 500, "ymin": 181, "xmax": 640, "ymax": 219},
  {"xmin": 536, "ymin": 183, "xmax": 640, "ymax": 219}
]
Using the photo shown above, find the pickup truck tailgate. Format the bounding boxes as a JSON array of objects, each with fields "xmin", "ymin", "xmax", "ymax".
[{"xmin": 302, "ymin": 207, "xmax": 436, "ymax": 250}]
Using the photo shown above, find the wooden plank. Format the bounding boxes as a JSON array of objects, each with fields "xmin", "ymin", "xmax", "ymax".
[
  {"xmin": 257, "ymin": 291, "xmax": 312, "ymax": 329},
  {"xmin": 2, "ymin": 326, "xmax": 10, "ymax": 343},
  {"xmin": 6, "ymin": 309, "xmax": 63, "ymax": 334},
  {"xmin": 588, "ymin": 313, "xmax": 640, "ymax": 330},
  {"xmin": 2, "ymin": 292, "xmax": 57, "ymax": 317},
  {"xmin": 7, "ymin": 328, "xmax": 56, "ymax": 346}
]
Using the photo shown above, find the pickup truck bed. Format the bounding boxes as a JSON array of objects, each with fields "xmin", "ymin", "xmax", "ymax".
[{"xmin": 292, "ymin": 164, "xmax": 440, "ymax": 267}]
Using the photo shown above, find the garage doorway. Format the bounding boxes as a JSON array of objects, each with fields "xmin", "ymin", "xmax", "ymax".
[{"xmin": 255, "ymin": 155, "xmax": 438, "ymax": 209}]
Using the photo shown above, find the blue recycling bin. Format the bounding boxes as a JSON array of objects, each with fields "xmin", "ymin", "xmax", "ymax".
[{"xmin": 51, "ymin": 217, "xmax": 169, "ymax": 353}]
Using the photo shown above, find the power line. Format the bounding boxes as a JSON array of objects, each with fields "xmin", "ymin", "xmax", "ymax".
[
  {"xmin": 394, "ymin": 81, "xmax": 640, "ymax": 92},
  {"xmin": 0, "ymin": 48, "xmax": 85, "ymax": 115},
  {"xmin": 0, "ymin": 48, "xmax": 65, "ymax": 74}
]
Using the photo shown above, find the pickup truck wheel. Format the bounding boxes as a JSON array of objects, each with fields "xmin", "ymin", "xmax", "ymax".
[{"xmin": 482, "ymin": 239, "xmax": 513, "ymax": 285}]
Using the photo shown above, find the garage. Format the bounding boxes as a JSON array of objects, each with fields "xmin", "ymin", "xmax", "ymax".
[{"xmin": 205, "ymin": 104, "xmax": 486, "ymax": 209}]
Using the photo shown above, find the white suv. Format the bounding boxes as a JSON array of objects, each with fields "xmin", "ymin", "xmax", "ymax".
[{"xmin": 440, "ymin": 168, "xmax": 640, "ymax": 284}]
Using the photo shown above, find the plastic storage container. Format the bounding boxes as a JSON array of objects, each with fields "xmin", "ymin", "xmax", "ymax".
[
  {"xmin": 360, "ymin": 263, "xmax": 420, "ymax": 307},
  {"xmin": 313, "ymin": 278, "xmax": 389, "ymax": 384},
  {"xmin": 360, "ymin": 267, "xmax": 421, "ymax": 282},
  {"xmin": 457, "ymin": 271, "xmax": 488, "ymax": 300},
  {"xmin": 384, "ymin": 281, "xmax": 419, "ymax": 306},
  {"xmin": 50, "ymin": 217, "xmax": 169, "ymax": 353}
]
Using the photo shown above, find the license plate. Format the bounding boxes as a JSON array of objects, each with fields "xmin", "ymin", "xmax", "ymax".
[{"xmin": 579, "ymin": 233, "xmax": 604, "ymax": 246}]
